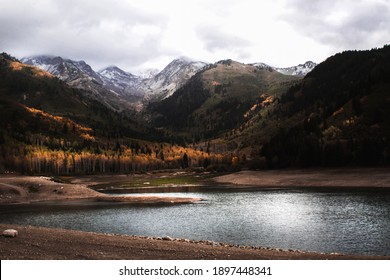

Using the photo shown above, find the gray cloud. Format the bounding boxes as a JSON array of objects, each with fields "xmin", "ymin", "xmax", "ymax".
[
  {"xmin": 52, "ymin": 0, "xmax": 163, "ymax": 31},
  {"xmin": 0, "ymin": 0, "xmax": 173, "ymax": 71},
  {"xmin": 196, "ymin": 25, "xmax": 252, "ymax": 59},
  {"xmin": 281, "ymin": 0, "xmax": 390, "ymax": 51},
  {"xmin": 2, "ymin": 0, "xmax": 389, "ymax": 72}
]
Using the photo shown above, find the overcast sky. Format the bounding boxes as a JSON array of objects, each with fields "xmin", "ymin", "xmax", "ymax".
[{"xmin": 1, "ymin": 0, "xmax": 389, "ymax": 73}]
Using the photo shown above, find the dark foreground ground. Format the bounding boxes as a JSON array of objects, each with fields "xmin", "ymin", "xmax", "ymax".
[{"xmin": 1, "ymin": 224, "xmax": 388, "ymax": 260}]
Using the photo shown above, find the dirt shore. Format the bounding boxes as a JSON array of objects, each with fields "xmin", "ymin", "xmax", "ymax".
[
  {"xmin": 3, "ymin": 168, "xmax": 389, "ymax": 206},
  {"xmin": 1, "ymin": 224, "xmax": 387, "ymax": 260},
  {"xmin": 212, "ymin": 168, "xmax": 390, "ymax": 188},
  {"xmin": 0, "ymin": 175, "xmax": 201, "ymax": 205}
]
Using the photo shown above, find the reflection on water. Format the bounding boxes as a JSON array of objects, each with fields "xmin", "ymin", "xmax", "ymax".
[{"xmin": 1, "ymin": 189, "xmax": 390, "ymax": 256}]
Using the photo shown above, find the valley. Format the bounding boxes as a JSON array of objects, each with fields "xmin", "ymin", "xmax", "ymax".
[{"xmin": 1, "ymin": 46, "xmax": 390, "ymax": 176}]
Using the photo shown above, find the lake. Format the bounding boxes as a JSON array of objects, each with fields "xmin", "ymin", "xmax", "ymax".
[{"xmin": 1, "ymin": 188, "xmax": 390, "ymax": 256}]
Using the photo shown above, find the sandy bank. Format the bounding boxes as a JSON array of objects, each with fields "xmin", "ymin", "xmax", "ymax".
[
  {"xmin": 213, "ymin": 168, "xmax": 390, "ymax": 188},
  {"xmin": 1, "ymin": 224, "xmax": 387, "ymax": 260},
  {"xmin": 0, "ymin": 175, "xmax": 200, "ymax": 206}
]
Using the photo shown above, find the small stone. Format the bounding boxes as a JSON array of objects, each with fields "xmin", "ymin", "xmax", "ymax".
[
  {"xmin": 3, "ymin": 229, "xmax": 18, "ymax": 237},
  {"xmin": 162, "ymin": 236, "xmax": 174, "ymax": 241}
]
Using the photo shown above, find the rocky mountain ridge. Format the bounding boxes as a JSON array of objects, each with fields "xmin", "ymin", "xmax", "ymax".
[
  {"xmin": 251, "ymin": 61, "xmax": 317, "ymax": 77},
  {"xmin": 22, "ymin": 55, "xmax": 316, "ymax": 108},
  {"xmin": 139, "ymin": 57, "xmax": 209, "ymax": 100},
  {"xmin": 21, "ymin": 55, "xmax": 210, "ymax": 108},
  {"xmin": 98, "ymin": 65, "xmax": 144, "ymax": 101},
  {"xmin": 21, "ymin": 55, "xmax": 134, "ymax": 111}
]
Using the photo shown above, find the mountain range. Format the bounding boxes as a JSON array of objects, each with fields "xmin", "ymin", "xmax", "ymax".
[
  {"xmin": 21, "ymin": 55, "xmax": 316, "ymax": 111},
  {"xmin": 147, "ymin": 59, "xmax": 301, "ymax": 141},
  {"xmin": 2, "ymin": 45, "xmax": 390, "ymax": 174}
]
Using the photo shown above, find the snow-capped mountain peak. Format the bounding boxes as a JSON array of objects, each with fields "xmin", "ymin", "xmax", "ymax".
[
  {"xmin": 136, "ymin": 68, "xmax": 160, "ymax": 80},
  {"xmin": 141, "ymin": 57, "xmax": 209, "ymax": 99},
  {"xmin": 99, "ymin": 66, "xmax": 138, "ymax": 82},
  {"xmin": 20, "ymin": 54, "xmax": 210, "ymax": 107},
  {"xmin": 98, "ymin": 66, "xmax": 143, "ymax": 98},
  {"xmin": 250, "ymin": 61, "xmax": 317, "ymax": 77},
  {"xmin": 250, "ymin": 62, "xmax": 274, "ymax": 71},
  {"xmin": 21, "ymin": 54, "xmax": 315, "ymax": 111},
  {"xmin": 21, "ymin": 55, "xmax": 144, "ymax": 111},
  {"xmin": 21, "ymin": 55, "xmax": 103, "ymax": 83},
  {"xmin": 274, "ymin": 61, "xmax": 317, "ymax": 77}
]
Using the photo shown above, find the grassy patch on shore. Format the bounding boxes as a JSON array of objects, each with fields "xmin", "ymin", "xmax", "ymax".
[
  {"xmin": 89, "ymin": 172, "xmax": 221, "ymax": 191},
  {"xmin": 146, "ymin": 176, "xmax": 200, "ymax": 186}
]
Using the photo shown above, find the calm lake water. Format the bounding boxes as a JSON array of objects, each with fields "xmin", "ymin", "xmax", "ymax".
[{"xmin": 1, "ymin": 188, "xmax": 390, "ymax": 256}]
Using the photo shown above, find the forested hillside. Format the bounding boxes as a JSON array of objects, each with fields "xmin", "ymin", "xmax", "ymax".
[
  {"xmin": 230, "ymin": 46, "xmax": 390, "ymax": 168},
  {"xmin": 148, "ymin": 59, "xmax": 299, "ymax": 142},
  {"xmin": 0, "ymin": 53, "xmax": 228, "ymax": 174}
]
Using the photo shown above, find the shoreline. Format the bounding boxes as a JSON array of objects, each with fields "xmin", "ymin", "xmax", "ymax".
[
  {"xmin": 2, "ymin": 167, "xmax": 390, "ymax": 206},
  {"xmin": 2, "ymin": 169, "xmax": 390, "ymax": 260},
  {"xmin": 0, "ymin": 174, "xmax": 202, "ymax": 206},
  {"xmin": 1, "ymin": 224, "xmax": 388, "ymax": 260},
  {"xmin": 212, "ymin": 168, "xmax": 390, "ymax": 188}
]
